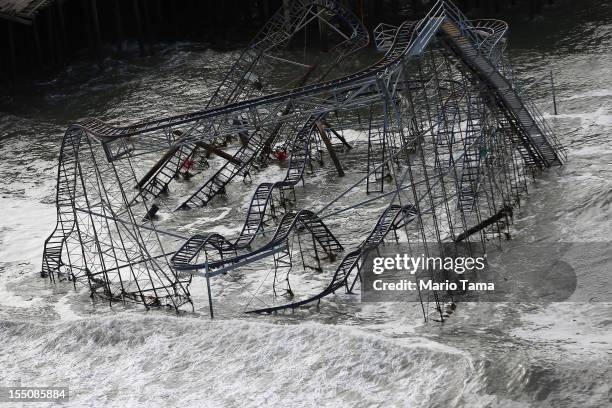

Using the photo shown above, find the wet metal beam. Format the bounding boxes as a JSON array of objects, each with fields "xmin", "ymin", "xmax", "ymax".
[
  {"xmin": 455, "ymin": 205, "xmax": 513, "ymax": 242},
  {"xmin": 316, "ymin": 121, "xmax": 345, "ymax": 177}
]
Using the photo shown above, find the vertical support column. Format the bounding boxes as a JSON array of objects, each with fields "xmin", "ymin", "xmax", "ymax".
[
  {"xmin": 205, "ymin": 262, "xmax": 214, "ymax": 319},
  {"xmin": 32, "ymin": 20, "xmax": 43, "ymax": 68},
  {"xmin": 89, "ymin": 0, "xmax": 103, "ymax": 69},
  {"xmin": 46, "ymin": 6, "xmax": 57, "ymax": 67},
  {"xmin": 7, "ymin": 22, "xmax": 16, "ymax": 80},
  {"xmin": 170, "ymin": 0, "xmax": 178, "ymax": 40},
  {"xmin": 56, "ymin": 0, "xmax": 68, "ymax": 64},
  {"xmin": 133, "ymin": 0, "xmax": 145, "ymax": 56},
  {"xmin": 550, "ymin": 71, "xmax": 558, "ymax": 115},
  {"xmin": 156, "ymin": 0, "xmax": 163, "ymax": 34},
  {"xmin": 283, "ymin": 0, "xmax": 291, "ymax": 31},
  {"xmin": 316, "ymin": 0, "xmax": 328, "ymax": 51},
  {"xmin": 142, "ymin": 0, "xmax": 154, "ymax": 54},
  {"xmin": 113, "ymin": 0, "xmax": 124, "ymax": 51}
]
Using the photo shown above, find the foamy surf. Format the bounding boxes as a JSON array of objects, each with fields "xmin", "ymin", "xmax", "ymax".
[{"xmin": 1, "ymin": 316, "xmax": 488, "ymax": 407}]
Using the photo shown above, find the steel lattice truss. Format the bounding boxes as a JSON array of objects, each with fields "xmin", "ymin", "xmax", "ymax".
[{"xmin": 42, "ymin": 0, "xmax": 566, "ymax": 319}]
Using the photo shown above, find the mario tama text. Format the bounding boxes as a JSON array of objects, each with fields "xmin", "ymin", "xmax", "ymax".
[{"xmin": 371, "ymin": 278, "xmax": 494, "ymax": 292}]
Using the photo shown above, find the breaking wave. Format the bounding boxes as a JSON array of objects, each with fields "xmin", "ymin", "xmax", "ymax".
[{"xmin": 0, "ymin": 315, "xmax": 492, "ymax": 407}]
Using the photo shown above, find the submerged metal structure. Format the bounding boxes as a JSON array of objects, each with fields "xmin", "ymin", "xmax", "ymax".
[{"xmin": 42, "ymin": 0, "xmax": 566, "ymax": 319}]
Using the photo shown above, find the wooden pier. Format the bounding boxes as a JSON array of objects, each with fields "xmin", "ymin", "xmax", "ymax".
[{"xmin": 0, "ymin": 0, "xmax": 563, "ymax": 86}]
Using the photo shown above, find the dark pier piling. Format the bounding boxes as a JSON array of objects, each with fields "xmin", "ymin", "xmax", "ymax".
[{"xmin": 0, "ymin": 0, "xmax": 564, "ymax": 89}]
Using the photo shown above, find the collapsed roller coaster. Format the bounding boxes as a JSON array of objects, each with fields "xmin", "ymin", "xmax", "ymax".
[{"xmin": 42, "ymin": 0, "xmax": 566, "ymax": 320}]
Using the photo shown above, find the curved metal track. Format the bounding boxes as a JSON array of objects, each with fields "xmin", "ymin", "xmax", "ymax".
[
  {"xmin": 41, "ymin": 0, "xmax": 369, "ymax": 290},
  {"xmin": 246, "ymin": 204, "xmax": 418, "ymax": 314},
  {"xmin": 136, "ymin": 0, "xmax": 370, "ymax": 202},
  {"xmin": 42, "ymin": 0, "xmax": 567, "ymax": 314},
  {"xmin": 233, "ymin": 114, "xmax": 321, "ymax": 247},
  {"xmin": 171, "ymin": 20, "xmax": 415, "ymax": 210},
  {"xmin": 171, "ymin": 209, "xmax": 344, "ymax": 276},
  {"xmin": 61, "ymin": 16, "xmax": 421, "ymax": 141},
  {"xmin": 166, "ymin": 20, "xmax": 423, "ymax": 277}
]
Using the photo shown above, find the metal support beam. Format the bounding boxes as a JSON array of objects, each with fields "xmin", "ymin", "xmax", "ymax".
[
  {"xmin": 550, "ymin": 71, "xmax": 558, "ymax": 115},
  {"xmin": 205, "ymin": 263, "xmax": 214, "ymax": 318}
]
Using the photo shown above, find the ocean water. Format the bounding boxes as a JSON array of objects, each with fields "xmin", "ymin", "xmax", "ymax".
[{"xmin": 1, "ymin": 2, "xmax": 611, "ymax": 407}]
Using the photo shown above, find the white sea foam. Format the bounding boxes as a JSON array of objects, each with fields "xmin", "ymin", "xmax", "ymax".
[
  {"xmin": 564, "ymin": 89, "xmax": 612, "ymax": 100},
  {"xmin": 0, "ymin": 315, "xmax": 486, "ymax": 407}
]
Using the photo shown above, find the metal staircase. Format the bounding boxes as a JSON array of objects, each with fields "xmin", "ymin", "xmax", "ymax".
[
  {"xmin": 42, "ymin": 0, "xmax": 568, "ymax": 314},
  {"xmin": 440, "ymin": 17, "xmax": 566, "ymax": 168},
  {"xmin": 136, "ymin": 0, "xmax": 369, "ymax": 201},
  {"xmin": 171, "ymin": 114, "xmax": 325, "ymax": 271},
  {"xmin": 176, "ymin": 128, "xmax": 268, "ymax": 209},
  {"xmin": 139, "ymin": 143, "xmax": 197, "ymax": 200}
]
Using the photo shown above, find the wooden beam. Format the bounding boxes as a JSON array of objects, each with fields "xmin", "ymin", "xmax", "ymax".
[
  {"xmin": 455, "ymin": 205, "xmax": 513, "ymax": 242},
  {"xmin": 172, "ymin": 130, "xmax": 241, "ymax": 164},
  {"xmin": 324, "ymin": 122, "xmax": 352, "ymax": 150},
  {"xmin": 316, "ymin": 121, "xmax": 345, "ymax": 177},
  {"xmin": 136, "ymin": 145, "xmax": 180, "ymax": 189},
  {"xmin": 195, "ymin": 142, "xmax": 242, "ymax": 166}
]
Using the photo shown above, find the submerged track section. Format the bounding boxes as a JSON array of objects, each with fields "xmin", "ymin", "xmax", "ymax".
[
  {"xmin": 247, "ymin": 204, "xmax": 418, "ymax": 314},
  {"xmin": 42, "ymin": 0, "xmax": 567, "ymax": 316}
]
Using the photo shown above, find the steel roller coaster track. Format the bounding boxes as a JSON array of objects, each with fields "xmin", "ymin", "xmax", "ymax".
[{"xmin": 41, "ymin": 0, "xmax": 566, "ymax": 319}]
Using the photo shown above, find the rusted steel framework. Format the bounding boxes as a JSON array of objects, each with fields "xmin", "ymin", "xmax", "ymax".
[{"xmin": 42, "ymin": 0, "xmax": 566, "ymax": 319}]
